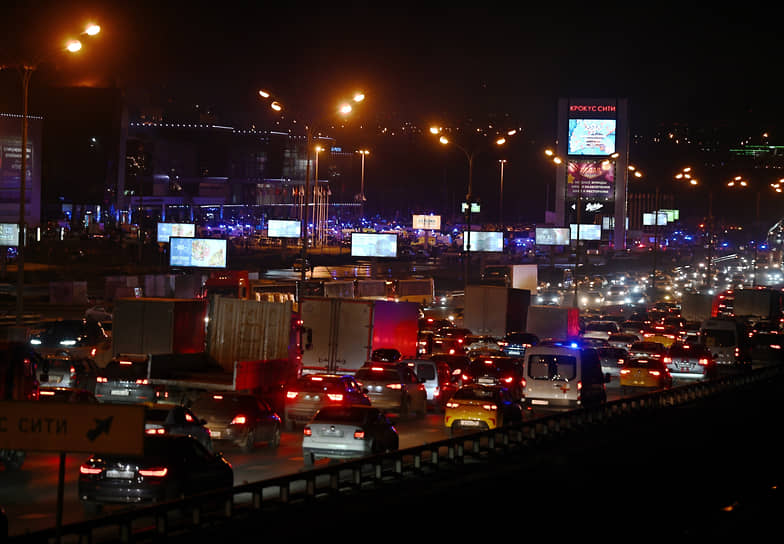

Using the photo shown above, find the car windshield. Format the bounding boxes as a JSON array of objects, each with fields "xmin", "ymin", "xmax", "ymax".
[
  {"xmin": 453, "ymin": 386, "xmax": 500, "ymax": 401},
  {"xmin": 527, "ymin": 354, "xmax": 577, "ymax": 381},
  {"xmin": 313, "ymin": 406, "xmax": 374, "ymax": 424}
]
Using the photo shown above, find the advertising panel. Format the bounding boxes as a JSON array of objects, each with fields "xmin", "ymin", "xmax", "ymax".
[
  {"xmin": 569, "ymin": 224, "xmax": 602, "ymax": 241},
  {"xmin": 643, "ymin": 212, "xmax": 668, "ymax": 226},
  {"xmin": 157, "ymin": 223, "xmax": 196, "ymax": 243},
  {"xmin": 566, "ymin": 159, "xmax": 615, "ymax": 199},
  {"xmin": 567, "ymin": 119, "xmax": 616, "ymax": 155},
  {"xmin": 535, "ymin": 227, "xmax": 570, "ymax": 246},
  {"xmin": 268, "ymin": 219, "xmax": 301, "ymax": 238},
  {"xmin": 463, "ymin": 231, "xmax": 503, "ymax": 252},
  {"xmin": 169, "ymin": 237, "xmax": 227, "ymax": 268},
  {"xmin": 412, "ymin": 214, "xmax": 441, "ymax": 230},
  {"xmin": 351, "ymin": 233, "xmax": 398, "ymax": 258},
  {"xmin": 0, "ymin": 223, "xmax": 18, "ymax": 246}
]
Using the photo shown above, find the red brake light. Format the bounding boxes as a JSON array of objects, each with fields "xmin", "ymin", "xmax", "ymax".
[
  {"xmin": 138, "ymin": 467, "xmax": 168, "ymax": 477},
  {"xmin": 230, "ymin": 415, "xmax": 247, "ymax": 425},
  {"xmin": 649, "ymin": 370, "xmax": 661, "ymax": 377},
  {"xmin": 303, "ymin": 427, "xmax": 312, "ymax": 436},
  {"xmin": 353, "ymin": 430, "xmax": 365, "ymax": 439},
  {"xmin": 40, "ymin": 390, "xmax": 55, "ymax": 396},
  {"xmin": 145, "ymin": 428, "xmax": 166, "ymax": 435},
  {"xmin": 371, "ymin": 367, "xmax": 385, "ymax": 372},
  {"xmin": 69, "ymin": 366, "xmax": 76, "ymax": 375},
  {"xmin": 135, "ymin": 379, "xmax": 149, "ymax": 385},
  {"xmin": 213, "ymin": 394, "xmax": 223, "ymax": 400},
  {"xmin": 521, "ymin": 378, "xmax": 527, "ymax": 388},
  {"xmin": 310, "ymin": 376, "xmax": 323, "ymax": 381},
  {"xmin": 663, "ymin": 357, "xmax": 672, "ymax": 363},
  {"xmin": 484, "ymin": 360, "xmax": 493, "ymax": 365},
  {"xmin": 771, "ymin": 345, "xmax": 782, "ymax": 350},
  {"xmin": 286, "ymin": 391, "xmax": 298, "ymax": 399},
  {"xmin": 698, "ymin": 358, "xmax": 709, "ymax": 365},
  {"xmin": 327, "ymin": 393, "xmax": 344, "ymax": 402},
  {"xmin": 481, "ymin": 404, "xmax": 498, "ymax": 411},
  {"xmin": 502, "ymin": 376, "xmax": 514, "ymax": 383},
  {"xmin": 620, "ymin": 369, "xmax": 631, "ymax": 375},
  {"xmin": 446, "ymin": 401, "xmax": 459, "ymax": 408},
  {"xmin": 386, "ymin": 383, "xmax": 402, "ymax": 390},
  {"xmin": 96, "ymin": 377, "xmax": 107, "ymax": 383},
  {"xmin": 79, "ymin": 465, "xmax": 103, "ymax": 475}
]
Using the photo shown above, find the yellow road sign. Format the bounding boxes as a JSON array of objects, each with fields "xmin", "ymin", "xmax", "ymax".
[{"xmin": 0, "ymin": 401, "xmax": 145, "ymax": 455}]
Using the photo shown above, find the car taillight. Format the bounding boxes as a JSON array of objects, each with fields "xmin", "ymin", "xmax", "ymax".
[
  {"xmin": 502, "ymin": 376, "xmax": 514, "ymax": 384},
  {"xmin": 91, "ymin": 348, "xmax": 97, "ymax": 357},
  {"xmin": 327, "ymin": 394, "xmax": 344, "ymax": 401},
  {"xmin": 481, "ymin": 404, "xmax": 498, "ymax": 411},
  {"xmin": 386, "ymin": 383, "xmax": 402, "ymax": 390},
  {"xmin": 577, "ymin": 381, "xmax": 582, "ymax": 390},
  {"xmin": 771, "ymin": 345, "xmax": 782, "ymax": 350},
  {"xmin": 69, "ymin": 366, "xmax": 76, "ymax": 377},
  {"xmin": 521, "ymin": 378, "xmax": 527, "ymax": 388},
  {"xmin": 138, "ymin": 467, "xmax": 168, "ymax": 477},
  {"xmin": 145, "ymin": 428, "xmax": 166, "ymax": 435},
  {"xmin": 230, "ymin": 415, "xmax": 247, "ymax": 425},
  {"xmin": 96, "ymin": 377, "xmax": 107, "ymax": 383},
  {"xmin": 617, "ymin": 358, "xmax": 625, "ymax": 365},
  {"xmin": 698, "ymin": 358, "xmax": 709, "ymax": 365},
  {"xmin": 446, "ymin": 401, "xmax": 459, "ymax": 408},
  {"xmin": 663, "ymin": 357, "xmax": 672, "ymax": 363},
  {"xmin": 620, "ymin": 369, "xmax": 631, "ymax": 375},
  {"xmin": 649, "ymin": 370, "xmax": 661, "ymax": 377},
  {"xmin": 286, "ymin": 391, "xmax": 298, "ymax": 399},
  {"xmin": 353, "ymin": 430, "xmax": 365, "ymax": 439},
  {"xmin": 303, "ymin": 427, "xmax": 312, "ymax": 436},
  {"xmin": 135, "ymin": 379, "xmax": 149, "ymax": 385},
  {"xmin": 79, "ymin": 465, "xmax": 103, "ymax": 475}
]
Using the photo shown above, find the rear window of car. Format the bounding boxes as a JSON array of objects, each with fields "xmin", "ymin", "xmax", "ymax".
[
  {"xmin": 597, "ymin": 347, "xmax": 627, "ymax": 358},
  {"xmin": 505, "ymin": 333, "xmax": 538, "ymax": 345},
  {"xmin": 527, "ymin": 354, "xmax": 577, "ymax": 381},
  {"xmin": 192, "ymin": 394, "xmax": 257, "ymax": 413},
  {"xmin": 295, "ymin": 376, "xmax": 345, "ymax": 392},
  {"xmin": 586, "ymin": 323, "xmax": 617, "ymax": 332},
  {"xmin": 468, "ymin": 358, "xmax": 519, "ymax": 373},
  {"xmin": 313, "ymin": 406, "xmax": 374, "ymax": 423},
  {"xmin": 45, "ymin": 358, "xmax": 75, "ymax": 371},
  {"xmin": 627, "ymin": 358, "xmax": 665, "ymax": 369},
  {"xmin": 355, "ymin": 367, "xmax": 399, "ymax": 382},
  {"xmin": 453, "ymin": 386, "xmax": 499, "ymax": 401},
  {"xmin": 668, "ymin": 344, "xmax": 710, "ymax": 357},
  {"xmin": 104, "ymin": 361, "xmax": 147, "ymax": 380},
  {"xmin": 702, "ymin": 329, "xmax": 736, "ymax": 347}
]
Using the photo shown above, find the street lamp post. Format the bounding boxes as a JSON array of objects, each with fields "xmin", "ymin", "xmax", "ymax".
[
  {"xmin": 498, "ymin": 159, "xmax": 507, "ymax": 229},
  {"xmin": 357, "ymin": 149, "xmax": 369, "ymax": 221},
  {"xmin": 1, "ymin": 24, "xmax": 100, "ymax": 326}
]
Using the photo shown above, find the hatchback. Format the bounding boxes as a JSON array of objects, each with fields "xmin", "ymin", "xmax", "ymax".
[
  {"xmin": 462, "ymin": 355, "xmax": 524, "ymax": 400},
  {"xmin": 619, "ymin": 358, "xmax": 673, "ymax": 394},
  {"xmin": 94, "ymin": 357, "xmax": 157, "ymax": 405},
  {"xmin": 284, "ymin": 374, "xmax": 370, "ymax": 430},
  {"xmin": 29, "ymin": 318, "xmax": 111, "ymax": 362},
  {"xmin": 628, "ymin": 341, "xmax": 668, "ymax": 360},
  {"xmin": 444, "ymin": 384, "xmax": 523, "ymax": 434},
  {"xmin": 191, "ymin": 392, "xmax": 281, "ymax": 452},
  {"xmin": 354, "ymin": 363, "xmax": 427, "ymax": 417},
  {"xmin": 38, "ymin": 352, "xmax": 99, "ymax": 393},
  {"xmin": 302, "ymin": 405, "xmax": 398, "ymax": 466}
]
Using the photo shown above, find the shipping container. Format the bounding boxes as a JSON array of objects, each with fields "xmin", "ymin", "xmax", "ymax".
[
  {"xmin": 463, "ymin": 285, "xmax": 531, "ymax": 338},
  {"xmin": 526, "ymin": 305, "xmax": 581, "ymax": 340}
]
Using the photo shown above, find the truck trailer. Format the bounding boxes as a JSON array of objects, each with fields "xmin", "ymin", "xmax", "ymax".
[{"xmin": 463, "ymin": 285, "xmax": 531, "ymax": 338}]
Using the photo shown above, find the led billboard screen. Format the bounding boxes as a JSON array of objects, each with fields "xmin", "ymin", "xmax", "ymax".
[
  {"xmin": 463, "ymin": 231, "xmax": 503, "ymax": 252},
  {"xmin": 568, "ymin": 119, "xmax": 616, "ymax": 156},
  {"xmin": 569, "ymin": 224, "xmax": 602, "ymax": 241},
  {"xmin": 535, "ymin": 227, "xmax": 570, "ymax": 246},
  {"xmin": 351, "ymin": 233, "xmax": 398, "ymax": 258},
  {"xmin": 643, "ymin": 212, "xmax": 668, "ymax": 226},
  {"xmin": 567, "ymin": 160, "xmax": 615, "ymax": 199},
  {"xmin": 268, "ymin": 219, "xmax": 301, "ymax": 238},
  {"xmin": 412, "ymin": 215, "xmax": 441, "ymax": 230},
  {"xmin": 157, "ymin": 223, "xmax": 195, "ymax": 243},
  {"xmin": 169, "ymin": 237, "xmax": 227, "ymax": 268},
  {"xmin": 0, "ymin": 223, "xmax": 18, "ymax": 246}
]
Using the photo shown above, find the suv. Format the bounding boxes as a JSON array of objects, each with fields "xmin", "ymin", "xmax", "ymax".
[
  {"xmin": 354, "ymin": 363, "xmax": 427, "ymax": 418},
  {"xmin": 283, "ymin": 373, "xmax": 370, "ymax": 430},
  {"xmin": 462, "ymin": 355, "xmax": 525, "ymax": 400},
  {"xmin": 499, "ymin": 332, "xmax": 539, "ymax": 357}
]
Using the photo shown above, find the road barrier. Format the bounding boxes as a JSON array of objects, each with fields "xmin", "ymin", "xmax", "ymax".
[{"xmin": 10, "ymin": 364, "xmax": 782, "ymax": 544}]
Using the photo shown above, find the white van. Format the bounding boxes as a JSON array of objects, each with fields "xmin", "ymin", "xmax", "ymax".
[
  {"xmin": 522, "ymin": 343, "xmax": 609, "ymax": 411},
  {"xmin": 699, "ymin": 317, "xmax": 749, "ymax": 369}
]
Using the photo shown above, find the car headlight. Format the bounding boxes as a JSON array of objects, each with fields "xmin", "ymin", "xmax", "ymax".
[
  {"xmin": 30, "ymin": 338, "xmax": 41, "ymax": 345},
  {"xmin": 59, "ymin": 339, "xmax": 77, "ymax": 346}
]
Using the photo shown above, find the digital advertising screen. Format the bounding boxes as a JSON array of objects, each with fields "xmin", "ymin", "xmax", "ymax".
[
  {"xmin": 157, "ymin": 223, "xmax": 195, "ymax": 243},
  {"xmin": 535, "ymin": 227, "xmax": 570, "ymax": 246},
  {"xmin": 463, "ymin": 231, "xmax": 503, "ymax": 252},
  {"xmin": 569, "ymin": 224, "xmax": 602, "ymax": 241},
  {"xmin": 0, "ymin": 223, "xmax": 18, "ymax": 246},
  {"xmin": 412, "ymin": 214, "xmax": 441, "ymax": 230},
  {"xmin": 567, "ymin": 159, "xmax": 615, "ymax": 199},
  {"xmin": 351, "ymin": 233, "xmax": 398, "ymax": 258},
  {"xmin": 169, "ymin": 237, "xmax": 227, "ymax": 268},
  {"xmin": 268, "ymin": 219, "xmax": 301, "ymax": 238},
  {"xmin": 568, "ymin": 119, "xmax": 616, "ymax": 156},
  {"xmin": 643, "ymin": 212, "xmax": 669, "ymax": 226}
]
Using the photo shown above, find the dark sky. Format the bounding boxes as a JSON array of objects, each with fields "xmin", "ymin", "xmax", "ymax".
[{"xmin": 3, "ymin": 1, "xmax": 783, "ymax": 134}]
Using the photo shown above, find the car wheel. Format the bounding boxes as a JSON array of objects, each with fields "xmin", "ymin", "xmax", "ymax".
[
  {"xmin": 242, "ymin": 429, "xmax": 255, "ymax": 453},
  {"xmin": 269, "ymin": 424, "xmax": 281, "ymax": 449}
]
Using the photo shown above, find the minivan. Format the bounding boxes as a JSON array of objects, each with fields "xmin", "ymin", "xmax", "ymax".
[
  {"xmin": 522, "ymin": 343, "xmax": 610, "ymax": 411},
  {"xmin": 699, "ymin": 317, "xmax": 749, "ymax": 370}
]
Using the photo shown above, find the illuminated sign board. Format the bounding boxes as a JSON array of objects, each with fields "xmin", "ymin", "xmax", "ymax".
[
  {"xmin": 157, "ymin": 223, "xmax": 195, "ymax": 243},
  {"xmin": 659, "ymin": 209, "xmax": 680, "ymax": 222},
  {"xmin": 412, "ymin": 215, "xmax": 441, "ymax": 230},
  {"xmin": 569, "ymin": 224, "xmax": 602, "ymax": 241},
  {"xmin": 568, "ymin": 119, "xmax": 616, "ymax": 156},
  {"xmin": 643, "ymin": 212, "xmax": 669, "ymax": 226},
  {"xmin": 268, "ymin": 219, "xmax": 301, "ymax": 238},
  {"xmin": 569, "ymin": 104, "xmax": 617, "ymax": 114},
  {"xmin": 169, "ymin": 237, "xmax": 227, "ymax": 268},
  {"xmin": 351, "ymin": 233, "xmax": 398, "ymax": 258},
  {"xmin": 463, "ymin": 231, "xmax": 503, "ymax": 252},
  {"xmin": 567, "ymin": 160, "xmax": 615, "ymax": 199},
  {"xmin": 0, "ymin": 223, "xmax": 18, "ymax": 246},
  {"xmin": 461, "ymin": 202, "xmax": 481, "ymax": 213},
  {"xmin": 535, "ymin": 227, "xmax": 570, "ymax": 246}
]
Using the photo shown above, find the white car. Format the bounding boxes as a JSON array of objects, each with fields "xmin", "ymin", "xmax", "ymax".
[{"xmin": 582, "ymin": 321, "xmax": 620, "ymax": 341}]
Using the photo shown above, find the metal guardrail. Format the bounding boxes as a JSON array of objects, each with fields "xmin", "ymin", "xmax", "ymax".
[{"xmin": 10, "ymin": 365, "xmax": 782, "ymax": 544}]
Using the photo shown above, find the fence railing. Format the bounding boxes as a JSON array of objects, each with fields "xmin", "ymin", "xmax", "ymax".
[{"xmin": 11, "ymin": 365, "xmax": 781, "ymax": 544}]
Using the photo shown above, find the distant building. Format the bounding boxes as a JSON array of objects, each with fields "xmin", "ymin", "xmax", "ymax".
[{"xmin": 0, "ymin": 112, "xmax": 42, "ymax": 229}]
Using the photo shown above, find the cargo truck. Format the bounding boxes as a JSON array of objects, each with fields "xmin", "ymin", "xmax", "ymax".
[
  {"xmin": 679, "ymin": 292, "xmax": 717, "ymax": 322},
  {"xmin": 299, "ymin": 297, "xmax": 419, "ymax": 373},
  {"xmin": 731, "ymin": 287, "xmax": 784, "ymax": 322},
  {"xmin": 480, "ymin": 264, "xmax": 538, "ymax": 291},
  {"xmin": 463, "ymin": 285, "xmax": 531, "ymax": 338},
  {"xmin": 525, "ymin": 305, "xmax": 581, "ymax": 341}
]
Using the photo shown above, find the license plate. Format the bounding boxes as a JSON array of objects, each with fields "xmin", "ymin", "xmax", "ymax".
[
  {"xmin": 211, "ymin": 431, "xmax": 221, "ymax": 439},
  {"xmin": 478, "ymin": 378, "xmax": 494, "ymax": 385},
  {"xmin": 531, "ymin": 399, "xmax": 549, "ymax": 405},
  {"xmin": 110, "ymin": 389, "xmax": 129, "ymax": 396},
  {"xmin": 460, "ymin": 420, "xmax": 480, "ymax": 426},
  {"xmin": 106, "ymin": 470, "xmax": 134, "ymax": 479}
]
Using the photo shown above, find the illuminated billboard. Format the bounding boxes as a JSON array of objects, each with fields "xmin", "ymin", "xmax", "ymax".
[
  {"xmin": 535, "ymin": 227, "xmax": 570, "ymax": 246},
  {"xmin": 157, "ymin": 223, "xmax": 195, "ymax": 243},
  {"xmin": 0, "ymin": 223, "xmax": 18, "ymax": 246},
  {"xmin": 169, "ymin": 237, "xmax": 227, "ymax": 268},
  {"xmin": 268, "ymin": 219, "xmax": 301, "ymax": 238},
  {"xmin": 568, "ymin": 119, "xmax": 616, "ymax": 156},
  {"xmin": 351, "ymin": 233, "xmax": 398, "ymax": 258},
  {"xmin": 643, "ymin": 212, "xmax": 668, "ymax": 226},
  {"xmin": 567, "ymin": 160, "xmax": 615, "ymax": 199},
  {"xmin": 412, "ymin": 215, "xmax": 441, "ymax": 230},
  {"xmin": 463, "ymin": 231, "xmax": 503, "ymax": 252},
  {"xmin": 569, "ymin": 224, "xmax": 602, "ymax": 241}
]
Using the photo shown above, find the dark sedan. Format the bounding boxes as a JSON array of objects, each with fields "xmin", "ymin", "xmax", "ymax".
[
  {"xmin": 78, "ymin": 434, "xmax": 233, "ymax": 514},
  {"xmin": 190, "ymin": 392, "xmax": 281, "ymax": 452},
  {"xmin": 94, "ymin": 357, "xmax": 157, "ymax": 405}
]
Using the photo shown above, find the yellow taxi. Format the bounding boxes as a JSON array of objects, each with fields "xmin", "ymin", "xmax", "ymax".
[
  {"xmin": 642, "ymin": 324, "xmax": 680, "ymax": 348},
  {"xmin": 619, "ymin": 357, "xmax": 673, "ymax": 394},
  {"xmin": 444, "ymin": 384, "xmax": 523, "ymax": 435}
]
